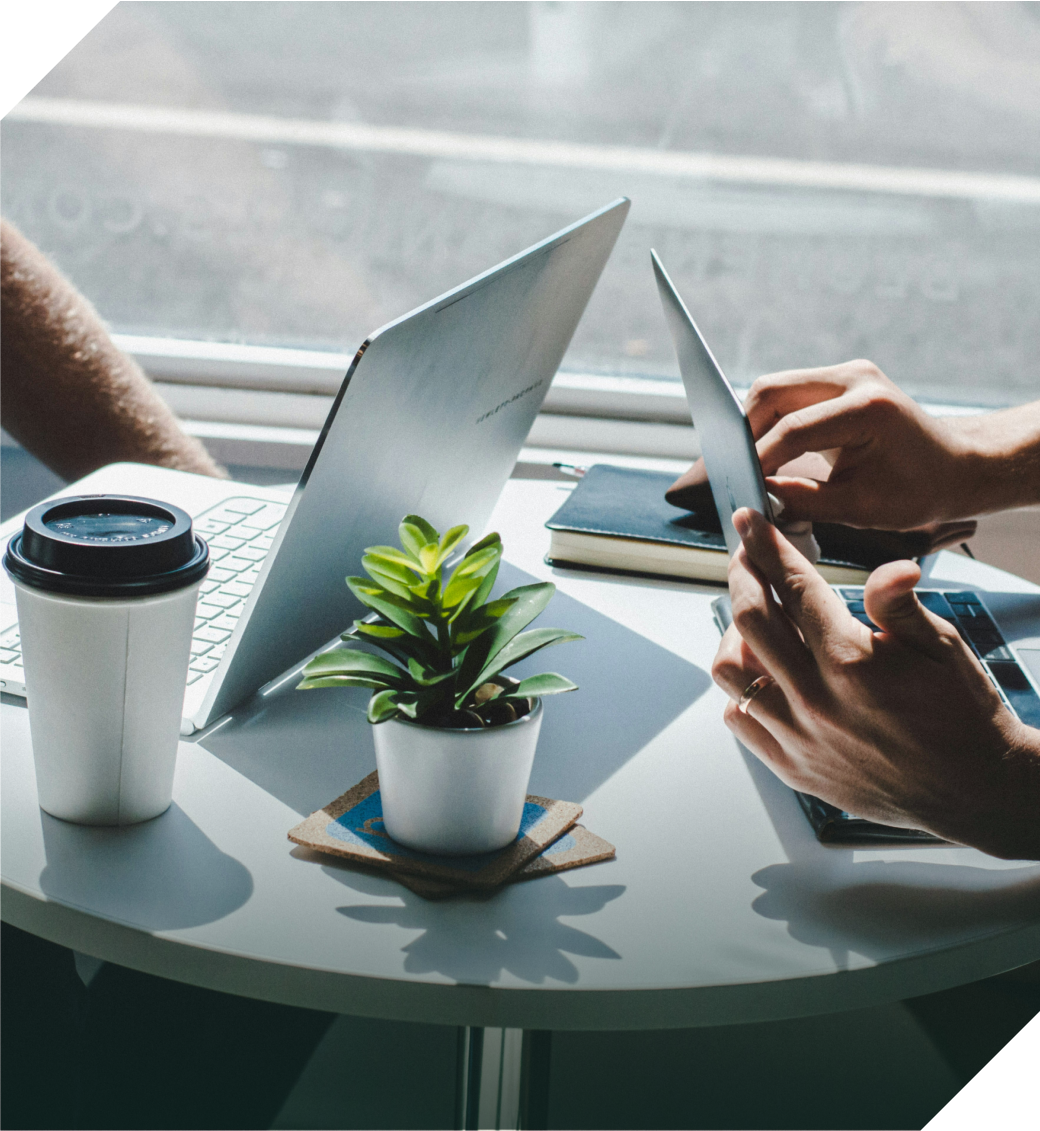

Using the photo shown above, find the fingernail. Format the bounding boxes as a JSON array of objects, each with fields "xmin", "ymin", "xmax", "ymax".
[
  {"xmin": 766, "ymin": 491, "xmax": 785, "ymax": 518},
  {"xmin": 732, "ymin": 508, "xmax": 752, "ymax": 538}
]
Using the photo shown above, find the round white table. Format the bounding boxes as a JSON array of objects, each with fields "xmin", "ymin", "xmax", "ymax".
[{"xmin": 4, "ymin": 479, "xmax": 1040, "ymax": 1128}]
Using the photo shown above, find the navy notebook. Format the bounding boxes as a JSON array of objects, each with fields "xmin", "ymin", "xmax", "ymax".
[{"xmin": 545, "ymin": 464, "xmax": 874, "ymax": 585}]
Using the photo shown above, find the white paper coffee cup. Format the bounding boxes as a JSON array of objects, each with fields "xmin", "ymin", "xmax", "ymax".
[{"xmin": 3, "ymin": 495, "xmax": 209, "ymax": 825}]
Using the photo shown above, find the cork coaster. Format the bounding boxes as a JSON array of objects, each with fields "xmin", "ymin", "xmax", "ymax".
[
  {"xmin": 288, "ymin": 771, "xmax": 583, "ymax": 890},
  {"xmin": 395, "ymin": 824, "xmax": 616, "ymax": 900}
]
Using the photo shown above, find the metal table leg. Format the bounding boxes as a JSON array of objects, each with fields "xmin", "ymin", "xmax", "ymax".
[{"xmin": 456, "ymin": 1028, "xmax": 551, "ymax": 1130}]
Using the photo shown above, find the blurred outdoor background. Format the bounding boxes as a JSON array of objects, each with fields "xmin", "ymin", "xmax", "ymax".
[{"xmin": 3, "ymin": 0, "xmax": 1039, "ymax": 406}]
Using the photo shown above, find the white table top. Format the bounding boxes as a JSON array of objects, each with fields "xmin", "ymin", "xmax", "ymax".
[{"xmin": 3, "ymin": 473, "xmax": 1040, "ymax": 1030}]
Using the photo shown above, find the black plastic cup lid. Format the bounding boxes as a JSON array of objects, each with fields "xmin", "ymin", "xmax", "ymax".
[{"xmin": 3, "ymin": 495, "xmax": 209, "ymax": 598}]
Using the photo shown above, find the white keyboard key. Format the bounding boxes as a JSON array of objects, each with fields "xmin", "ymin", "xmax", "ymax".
[
  {"xmin": 199, "ymin": 580, "xmax": 219, "ymax": 594},
  {"xmin": 1, "ymin": 649, "xmax": 19, "ymax": 664},
  {"xmin": 195, "ymin": 518, "xmax": 231, "ymax": 535},
  {"xmin": 223, "ymin": 556, "xmax": 255, "ymax": 573},
  {"xmin": 220, "ymin": 581, "xmax": 252, "ymax": 598},
  {"xmin": 211, "ymin": 614, "xmax": 240, "ymax": 632},
  {"xmin": 190, "ymin": 656, "xmax": 220, "ymax": 673},
  {"xmin": 220, "ymin": 499, "xmax": 265, "ymax": 516},
  {"xmin": 195, "ymin": 602, "xmax": 224, "ymax": 620},
  {"xmin": 195, "ymin": 626, "xmax": 231, "ymax": 644},
  {"xmin": 244, "ymin": 504, "xmax": 286, "ymax": 531},
  {"xmin": 186, "ymin": 670, "xmax": 206, "ymax": 684},
  {"xmin": 208, "ymin": 567, "xmax": 236, "ymax": 583},
  {"xmin": 204, "ymin": 592, "xmax": 240, "ymax": 609},
  {"xmin": 235, "ymin": 546, "xmax": 267, "ymax": 562},
  {"xmin": 210, "ymin": 533, "xmax": 246, "ymax": 551}
]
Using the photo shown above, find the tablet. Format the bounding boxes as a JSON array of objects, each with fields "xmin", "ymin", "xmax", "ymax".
[{"xmin": 651, "ymin": 250, "xmax": 775, "ymax": 557}]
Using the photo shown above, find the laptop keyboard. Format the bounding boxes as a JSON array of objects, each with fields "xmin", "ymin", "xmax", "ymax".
[
  {"xmin": 1, "ymin": 495, "xmax": 286, "ymax": 695},
  {"xmin": 187, "ymin": 497, "xmax": 287, "ymax": 683},
  {"xmin": 838, "ymin": 587, "xmax": 1040, "ymax": 727}
]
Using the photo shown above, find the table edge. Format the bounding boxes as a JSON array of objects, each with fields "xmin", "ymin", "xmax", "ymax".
[{"xmin": 5, "ymin": 882, "xmax": 1039, "ymax": 1031}]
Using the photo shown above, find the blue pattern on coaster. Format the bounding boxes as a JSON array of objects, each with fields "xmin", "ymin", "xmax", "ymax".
[
  {"xmin": 541, "ymin": 831, "xmax": 575, "ymax": 855},
  {"xmin": 325, "ymin": 793, "xmax": 549, "ymax": 872}
]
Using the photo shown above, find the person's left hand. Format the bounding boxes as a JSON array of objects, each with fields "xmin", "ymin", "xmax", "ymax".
[{"xmin": 711, "ymin": 508, "xmax": 1040, "ymax": 860}]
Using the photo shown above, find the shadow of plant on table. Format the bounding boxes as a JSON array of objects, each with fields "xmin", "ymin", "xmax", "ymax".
[{"xmin": 328, "ymin": 863, "xmax": 625, "ymax": 985}]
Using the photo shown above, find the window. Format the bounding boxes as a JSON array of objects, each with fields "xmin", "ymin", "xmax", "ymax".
[{"xmin": 4, "ymin": 0, "xmax": 1039, "ymax": 454}]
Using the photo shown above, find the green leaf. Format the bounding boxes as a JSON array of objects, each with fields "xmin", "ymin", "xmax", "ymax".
[
  {"xmin": 418, "ymin": 543, "xmax": 441, "ymax": 574},
  {"xmin": 458, "ymin": 627, "xmax": 583, "ymax": 706},
  {"xmin": 451, "ymin": 545, "xmax": 500, "ymax": 579},
  {"xmin": 349, "ymin": 616, "xmax": 440, "ymax": 669},
  {"xmin": 442, "ymin": 547, "xmax": 500, "ymax": 608},
  {"xmin": 301, "ymin": 648, "xmax": 409, "ymax": 686},
  {"xmin": 297, "ymin": 674, "xmax": 395, "ymax": 692},
  {"xmin": 363, "ymin": 552, "xmax": 422, "ymax": 585},
  {"xmin": 406, "ymin": 656, "xmax": 455, "ymax": 687},
  {"xmin": 398, "ymin": 522, "xmax": 429, "ymax": 560},
  {"xmin": 442, "ymin": 538, "xmax": 502, "ymax": 618},
  {"xmin": 367, "ymin": 688, "xmax": 401, "ymax": 723},
  {"xmin": 365, "ymin": 545, "xmax": 423, "ymax": 570},
  {"xmin": 481, "ymin": 596, "xmax": 516, "ymax": 619},
  {"xmin": 352, "ymin": 621, "xmax": 406, "ymax": 640},
  {"xmin": 441, "ymin": 572, "xmax": 484, "ymax": 612},
  {"xmin": 362, "ymin": 563, "xmax": 414, "ymax": 601},
  {"xmin": 455, "ymin": 582, "xmax": 557, "ymax": 694},
  {"xmin": 402, "ymin": 514, "xmax": 439, "ymax": 545},
  {"xmin": 451, "ymin": 596, "xmax": 517, "ymax": 646},
  {"xmin": 468, "ymin": 557, "xmax": 500, "ymax": 613},
  {"xmin": 464, "ymin": 531, "xmax": 501, "ymax": 558},
  {"xmin": 347, "ymin": 577, "xmax": 430, "ymax": 639},
  {"xmin": 411, "ymin": 576, "xmax": 440, "ymax": 603},
  {"xmin": 437, "ymin": 524, "xmax": 469, "ymax": 565},
  {"xmin": 393, "ymin": 692, "xmax": 421, "ymax": 719},
  {"xmin": 500, "ymin": 673, "xmax": 578, "ymax": 698}
]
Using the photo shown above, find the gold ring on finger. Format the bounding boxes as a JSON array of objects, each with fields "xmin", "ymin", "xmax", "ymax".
[{"xmin": 738, "ymin": 674, "xmax": 775, "ymax": 715}]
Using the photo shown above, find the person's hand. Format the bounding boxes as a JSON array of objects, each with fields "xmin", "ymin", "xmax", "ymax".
[
  {"xmin": 745, "ymin": 360, "xmax": 976, "ymax": 530},
  {"xmin": 711, "ymin": 507, "xmax": 1040, "ymax": 860}
]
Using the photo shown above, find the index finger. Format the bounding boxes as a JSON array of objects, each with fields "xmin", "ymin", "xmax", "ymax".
[
  {"xmin": 744, "ymin": 366, "xmax": 855, "ymax": 439},
  {"xmin": 754, "ymin": 394, "xmax": 876, "ymax": 475},
  {"xmin": 727, "ymin": 531, "xmax": 815, "ymax": 693},
  {"xmin": 733, "ymin": 507, "xmax": 866, "ymax": 657}
]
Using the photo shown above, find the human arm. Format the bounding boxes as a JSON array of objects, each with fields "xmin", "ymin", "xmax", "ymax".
[
  {"xmin": 711, "ymin": 506, "xmax": 1040, "ymax": 860},
  {"xmin": 744, "ymin": 360, "xmax": 1040, "ymax": 529},
  {"xmin": 1, "ymin": 219, "xmax": 225, "ymax": 481}
]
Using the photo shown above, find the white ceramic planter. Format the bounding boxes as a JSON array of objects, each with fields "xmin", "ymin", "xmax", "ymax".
[{"xmin": 372, "ymin": 699, "xmax": 543, "ymax": 854}]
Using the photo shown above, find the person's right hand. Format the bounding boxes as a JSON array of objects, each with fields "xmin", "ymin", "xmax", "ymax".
[
  {"xmin": 745, "ymin": 360, "xmax": 975, "ymax": 530},
  {"xmin": 711, "ymin": 507, "xmax": 1040, "ymax": 860}
]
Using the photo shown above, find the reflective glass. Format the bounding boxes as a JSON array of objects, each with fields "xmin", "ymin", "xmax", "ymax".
[{"xmin": 3, "ymin": 1, "xmax": 1039, "ymax": 405}]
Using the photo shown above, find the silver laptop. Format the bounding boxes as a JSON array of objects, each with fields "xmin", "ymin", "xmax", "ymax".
[
  {"xmin": 651, "ymin": 249, "xmax": 775, "ymax": 556},
  {"xmin": 1, "ymin": 198, "xmax": 630, "ymax": 732}
]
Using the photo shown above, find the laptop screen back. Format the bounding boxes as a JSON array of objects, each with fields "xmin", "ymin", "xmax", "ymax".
[{"xmin": 198, "ymin": 199, "xmax": 631, "ymax": 726}]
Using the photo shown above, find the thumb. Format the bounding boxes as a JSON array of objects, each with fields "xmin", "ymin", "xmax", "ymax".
[{"xmin": 863, "ymin": 561, "xmax": 948, "ymax": 659}]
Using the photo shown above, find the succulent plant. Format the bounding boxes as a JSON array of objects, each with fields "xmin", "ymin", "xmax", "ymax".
[{"xmin": 296, "ymin": 514, "xmax": 581, "ymax": 727}]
